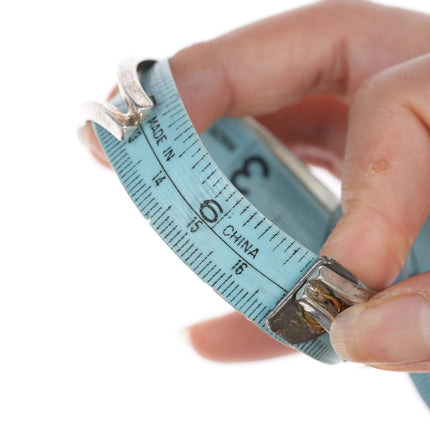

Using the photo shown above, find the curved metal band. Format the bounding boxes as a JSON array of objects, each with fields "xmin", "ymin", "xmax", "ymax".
[
  {"xmin": 83, "ymin": 59, "xmax": 155, "ymax": 140},
  {"xmin": 84, "ymin": 58, "xmax": 430, "ymax": 408}
]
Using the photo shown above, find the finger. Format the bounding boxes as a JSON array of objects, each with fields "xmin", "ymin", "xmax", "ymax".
[
  {"xmin": 371, "ymin": 362, "xmax": 430, "ymax": 373},
  {"xmin": 83, "ymin": 1, "xmax": 430, "ymax": 166},
  {"xmin": 256, "ymin": 94, "xmax": 348, "ymax": 176},
  {"xmin": 170, "ymin": 0, "xmax": 430, "ymax": 134},
  {"xmin": 321, "ymin": 54, "xmax": 430, "ymax": 289},
  {"xmin": 80, "ymin": 86, "xmax": 120, "ymax": 166},
  {"xmin": 330, "ymin": 271, "xmax": 430, "ymax": 371},
  {"xmin": 78, "ymin": 122, "xmax": 110, "ymax": 167},
  {"xmin": 187, "ymin": 312, "xmax": 295, "ymax": 362}
]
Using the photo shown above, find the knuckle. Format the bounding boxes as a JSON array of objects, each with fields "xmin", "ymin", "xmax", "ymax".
[
  {"xmin": 350, "ymin": 69, "xmax": 403, "ymax": 115},
  {"xmin": 355, "ymin": 72, "xmax": 394, "ymax": 103}
]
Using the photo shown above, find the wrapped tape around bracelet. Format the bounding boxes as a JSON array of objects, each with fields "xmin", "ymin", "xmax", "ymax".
[{"xmin": 87, "ymin": 58, "xmax": 430, "ymax": 408}]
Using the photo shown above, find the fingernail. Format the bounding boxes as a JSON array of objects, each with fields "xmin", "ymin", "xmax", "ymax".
[{"xmin": 330, "ymin": 295, "xmax": 430, "ymax": 364}]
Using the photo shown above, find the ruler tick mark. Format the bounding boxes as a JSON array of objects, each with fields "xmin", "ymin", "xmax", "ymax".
[
  {"xmin": 282, "ymin": 246, "xmax": 300, "ymax": 266},
  {"xmin": 225, "ymin": 191, "xmax": 236, "ymax": 202},
  {"xmin": 221, "ymin": 280, "xmax": 235, "ymax": 295},
  {"xmin": 201, "ymin": 162, "xmax": 211, "ymax": 173},
  {"xmin": 242, "ymin": 211, "xmax": 257, "ymax": 228},
  {"xmin": 121, "ymin": 163, "xmax": 138, "ymax": 185},
  {"xmin": 162, "ymin": 102, "xmax": 181, "ymax": 117},
  {"xmin": 190, "ymin": 147, "xmax": 201, "ymax": 158},
  {"xmin": 231, "ymin": 287, "xmax": 244, "ymax": 303},
  {"xmin": 193, "ymin": 251, "xmax": 213, "ymax": 273},
  {"xmin": 256, "ymin": 307, "xmax": 270, "ymax": 325},
  {"xmin": 238, "ymin": 290, "xmax": 259, "ymax": 312},
  {"xmin": 300, "ymin": 258, "xmax": 314, "ymax": 273},
  {"xmin": 258, "ymin": 225, "xmax": 271, "ymax": 239},
  {"xmin": 207, "ymin": 268, "xmax": 221, "ymax": 284},
  {"xmin": 184, "ymin": 247, "xmax": 198, "ymax": 263},
  {"xmin": 167, "ymin": 228, "xmax": 181, "ymax": 244},
  {"xmin": 107, "ymin": 143, "xmax": 125, "ymax": 160},
  {"xmin": 213, "ymin": 197, "xmax": 244, "ymax": 228},
  {"xmin": 116, "ymin": 158, "xmax": 131, "ymax": 174},
  {"xmin": 283, "ymin": 241, "xmax": 295, "ymax": 254},
  {"xmin": 211, "ymin": 271, "xmax": 225, "ymax": 287},
  {"xmin": 269, "ymin": 230, "xmax": 280, "ymax": 242},
  {"xmin": 144, "ymin": 201, "xmax": 159, "ymax": 217},
  {"xmin": 139, "ymin": 196, "xmax": 154, "ymax": 212},
  {"xmin": 134, "ymin": 185, "xmax": 152, "ymax": 203},
  {"xmin": 272, "ymin": 237, "xmax": 286, "ymax": 252},
  {"xmin": 244, "ymin": 299, "xmax": 258, "ymax": 315},
  {"xmin": 213, "ymin": 177, "xmax": 222, "ymax": 188},
  {"xmin": 214, "ymin": 184, "xmax": 228, "ymax": 199},
  {"xmin": 197, "ymin": 260, "xmax": 213, "ymax": 277},
  {"xmin": 202, "ymin": 263, "xmax": 217, "ymax": 279},
  {"xmin": 168, "ymin": 108, "xmax": 183, "ymax": 120},
  {"xmin": 175, "ymin": 119, "xmax": 189, "ymax": 131},
  {"xmin": 110, "ymin": 151, "xmax": 126, "ymax": 166},
  {"xmin": 128, "ymin": 179, "xmax": 144, "ymax": 194},
  {"xmin": 235, "ymin": 291, "xmax": 248, "ymax": 307},
  {"xmin": 155, "ymin": 216, "xmax": 170, "ymax": 232},
  {"xmin": 120, "ymin": 161, "xmax": 135, "ymax": 178},
  {"xmin": 177, "ymin": 239, "xmax": 191, "ymax": 256},
  {"xmin": 192, "ymin": 154, "xmax": 206, "ymax": 169},
  {"xmin": 173, "ymin": 122, "xmax": 193, "ymax": 137},
  {"xmin": 189, "ymin": 252, "xmax": 203, "ymax": 268},
  {"xmin": 173, "ymin": 232, "xmax": 189, "ymax": 249},
  {"xmin": 298, "ymin": 249, "xmax": 309, "ymax": 263},
  {"xmin": 217, "ymin": 274, "xmax": 232, "ymax": 292},
  {"xmin": 226, "ymin": 284, "xmax": 239, "ymax": 299},
  {"xmin": 136, "ymin": 190, "xmax": 153, "ymax": 205},
  {"xmin": 178, "ymin": 139, "xmax": 198, "ymax": 158},
  {"xmin": 202, "ymin": 169, "xmax": 217, "ymax": 185},
  {"xmin": 111, "ymin": 148, "xmax": 128, "ymax": 164},
  {"xmin": 123, "ymin": 168, "xmax": 140, "ymax": 185},
  {"xmin": 124, "ymin": 173, "xmax": 140, "ymax": 189},
  {"xmin": 240, "ymin": 204, "xmax": 250, "ymax": 216},
  {"xmin": 254, "ymin": 217, "xmax": 265, "ymax": 230},
  {"xmin": 150, "ymin": 205, "xmax": 162, "ymax": 220},
  {"xmin": 181, "ymin": 133, "xmax": 194, "ymax": 145},
  {"xmin": 153, "ymin": 205, "xmax": 172, "ymax": 225},
  {"xmin": 248, "ymin": 302, "xmax": 262, "ymax": 319}
]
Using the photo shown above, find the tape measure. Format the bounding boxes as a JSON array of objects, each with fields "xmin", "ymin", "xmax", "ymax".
[{"xmin": 85, "ymin": 58, "xmax": 430, "ymax": 408}]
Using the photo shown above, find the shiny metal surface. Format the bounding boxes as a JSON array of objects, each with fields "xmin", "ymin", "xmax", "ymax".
[
  {"xmin": 265, "ymin": 256, "xmax": 375, "ymax": 344},
  {"xmin": 83, "ymin": 59, "xmax": 155, "ymax": 140}
]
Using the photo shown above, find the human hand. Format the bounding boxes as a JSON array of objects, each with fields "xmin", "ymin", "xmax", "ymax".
[{"xmin": 81, "ymin": 0, "xmax": 430, "ymax": 371}]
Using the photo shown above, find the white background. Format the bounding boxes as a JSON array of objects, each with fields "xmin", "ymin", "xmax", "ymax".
[{"xmin": 1, "ymin": 0, "xmax": 430, "ymax": 428}]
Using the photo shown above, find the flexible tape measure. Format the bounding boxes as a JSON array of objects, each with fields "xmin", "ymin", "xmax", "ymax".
[{"xmin": 86, "ymin": 58, "xmax": 430, "ymax": 408}]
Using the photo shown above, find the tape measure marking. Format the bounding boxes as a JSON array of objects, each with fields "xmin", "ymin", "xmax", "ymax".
[
  {"xmin": 93, "ymin": 58, "xmax": 430, "ymax": 389},
  {"xmin": 140, "ymin": 123, "xmax": 292, "ymax": 293},
  {"xmin": 93, "ymin": 59, "xmax": 342, "ymax": 362},
  {"xmin": 88, "ymin": 58, "xmax": 430, "ymax": 407}
]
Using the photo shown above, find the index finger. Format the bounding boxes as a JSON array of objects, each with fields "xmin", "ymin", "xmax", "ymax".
[
  {"xmin": 170, "ymin": 0, "xmax": 430, "ymax": 133},
  {"xmin": 83, "ymin": 2, "xmax": 430, "ymax": 159}
]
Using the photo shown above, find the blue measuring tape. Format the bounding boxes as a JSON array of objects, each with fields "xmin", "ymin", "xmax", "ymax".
[{"xmin": 86, "ymin": 58, "xmax": 430, "ymax": 409}]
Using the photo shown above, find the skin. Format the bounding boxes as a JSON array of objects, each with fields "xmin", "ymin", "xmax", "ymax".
[{"xmin": 81, "ymin": 0, "xmax": 430, "ymax": 371}]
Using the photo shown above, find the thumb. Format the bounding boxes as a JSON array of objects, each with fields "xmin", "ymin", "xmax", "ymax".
[
  {"xmin": 321, "ymin": 55, "xmax": 430, "ymax": 369},
  {"xmin": 330, "ymin": 272, "xmax": 430, "ymax": 372},
  {"xmin": 321, "ymin": 55, "xmax": 430, "ymax": 290}
]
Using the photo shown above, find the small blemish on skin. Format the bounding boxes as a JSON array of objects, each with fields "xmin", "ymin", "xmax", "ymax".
[{"xmin": 370, "ymin": 158, "xmax": 390, "ymax": 174}]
